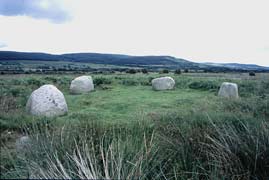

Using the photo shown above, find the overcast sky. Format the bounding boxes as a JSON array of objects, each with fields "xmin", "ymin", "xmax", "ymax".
[{"xmin": 0, "ymin": 0, "xmax": 268, "ymax": 66}]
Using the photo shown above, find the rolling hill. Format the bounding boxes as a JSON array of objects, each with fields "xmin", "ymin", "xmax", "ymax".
[
  {"xmin": 204, "ymin": 62, "xmax": 269, "ymax": 71},
  {"xmin": 0, "ymin": 51, "xmax": 268, "ymax": 72}
]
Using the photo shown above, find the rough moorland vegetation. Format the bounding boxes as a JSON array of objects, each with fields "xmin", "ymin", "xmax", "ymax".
[{"xmin": 0, "ymin": 72, "xmax": 268, "ymax": 179}]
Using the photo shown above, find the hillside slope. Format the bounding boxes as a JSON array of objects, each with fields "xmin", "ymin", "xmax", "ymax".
[
  {"xmin": 0, "ymin": 51, "xmax": 202, "ymax": 69},
  {"xmin": 205, "ymin": 62, "xmax": 269, "ymax": 71},
  {"xmin": 0, "ymin": 51, "xmax": 268, "ymax": 71}
]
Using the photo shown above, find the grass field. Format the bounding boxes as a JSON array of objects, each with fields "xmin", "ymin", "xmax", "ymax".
[{"xmin": 0, "ymin": 72, "xmax": 269, "ymax": 179}]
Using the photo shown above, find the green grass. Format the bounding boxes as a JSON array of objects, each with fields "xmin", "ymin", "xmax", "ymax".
[
  {"xmin": 0, "ymin": 72, "xmax": 269, "ymax": 179},
  {"xmin": 63, "ymin": 85, "xmax": 211, "ymax": 125},
  {"xmin": 1, "ymin": 73, "xmax": 217, "ymax": 129}
]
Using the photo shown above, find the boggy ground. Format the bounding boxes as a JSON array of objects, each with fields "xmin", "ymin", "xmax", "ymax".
[{"xmin": 0, "ymin": 73, "xmax": 269, "ymax": 179}]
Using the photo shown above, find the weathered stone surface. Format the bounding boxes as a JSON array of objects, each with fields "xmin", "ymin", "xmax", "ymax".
[
  {"xmin": 26, "ymin": 85, "xmax": 68, "ymax": 117},
  {"xmin": 152, "ymin": 77, "xmax": 175, "ymax": 90},
  {"xmin": 15, "ymin": 136, "xmax": 31, "ymax": 153},
  {"xmin": 70, "ymin": 76, "xmax": 94, "ymax": 94},
  {"xmin": 218, "ymin": 82, "xmax": 239, "ymax": 98}
]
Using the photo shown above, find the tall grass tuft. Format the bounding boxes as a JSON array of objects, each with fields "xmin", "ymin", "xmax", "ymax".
[
  {"xmin": 4, "ymin": 122, "xmax": 166, "ymax": 179},
  {"xmin": 156, "ymin": 112, "xmax": 269, "ymax": 179}
]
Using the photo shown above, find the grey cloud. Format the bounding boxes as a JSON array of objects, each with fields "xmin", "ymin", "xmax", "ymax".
[{"xmin": 0, "ymin": 0, "xmax": 71, "ymax": 23}]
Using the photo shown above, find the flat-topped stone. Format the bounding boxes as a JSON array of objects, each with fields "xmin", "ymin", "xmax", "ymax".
[
  {"xmin": 218, "ymin": 82, "xmax": 239, "ymax": 98},
  {"xmin": 152, "ymin": 77, "xmax": 175, "ymax": 90}
]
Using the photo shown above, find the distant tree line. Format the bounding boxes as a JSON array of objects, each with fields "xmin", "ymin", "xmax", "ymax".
[{"xmin": 0, "ymin": 60, "xmax": 268, "ymax": 75}]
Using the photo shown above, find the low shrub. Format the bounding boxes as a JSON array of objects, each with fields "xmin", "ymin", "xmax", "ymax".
[
  {"xmin": 99, "ymin": 85, "xmax": 113, "ymax": 90},
  {"xmin": 94, "ymin": 77, "xmax": 112, "ymax": 86},
  {"xmin": 126, "ymin": 69, "xmax": 137, "ymax": 74},
  {"xmin": 188, "ymin": 80, "xmax": 219, "ymax": 91},
  {"xmin": 174, "ymin": 69, "xmax": 181, "ymax": 75},
  {"xmin": 174, "ymin": 77, "xmax": 190, "ymax": 89},
  {"xmin": 44, "ymin": 76, "xmax": 58, "ymax": 83},
  {"xmin": 160, "ymin": 69, "xmax": 169, "ymax": 74},
  {"xmin": 249, "ymin": 72, "xmax": 256, "ymax": 76},
  {"xmin": 26, "ymin": 78, "xmax": 44, "ymax": 86},
  {"xmin": 141, "ymin": 69, "xmax": 148, "ymax": 74}
]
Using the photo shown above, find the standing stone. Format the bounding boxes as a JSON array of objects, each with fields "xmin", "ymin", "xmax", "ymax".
[
  {"xmin": 70, "ymin": 76, "xmax": 94, "ymax": 94},
  {"xmin": 26, "ymin": 85, "xmax": 68, "ymax": 117},
  {"xmin": 218, "ymin": 82, "xmax": 239, "ymax": 98},
  {"xmin": 152, "ymin": 77, "xmax": 175, "ymax": 90}
]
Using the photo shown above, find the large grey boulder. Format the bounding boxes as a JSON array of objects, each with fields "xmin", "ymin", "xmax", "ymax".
[
  {"xmin": 70, "ymin": 76, "xmax": 94, "ymax": 94},
  {"xmin": 152, "ymin": 77, "xmax": 175, "ymax": 90},
  {"xmin": 218, "ymin": 82, "xmax": 239, "ymax": 98},
  {"xmin": 26, "ymin": 85, "xmax": 68, "ymax": 117}
]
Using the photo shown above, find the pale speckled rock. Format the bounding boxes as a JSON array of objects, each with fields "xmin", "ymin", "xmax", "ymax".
[
  {"xmin": 218, "ymin": 82, "xmax": 239, "ymax": 98},
  {"xmin": 15, "ymin": 136, "xmax": 31, "ymax": 153},
  {"xmin": 70, "ymin": 76, "xmax": 94, "ymax": 94},
  {"xmin": 152, "ymin": 77, "xmax": 175, "ymax": 90},
  {"xmin": 26, "ymin": 85, "xmax": 68, "ymax": 117}
]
